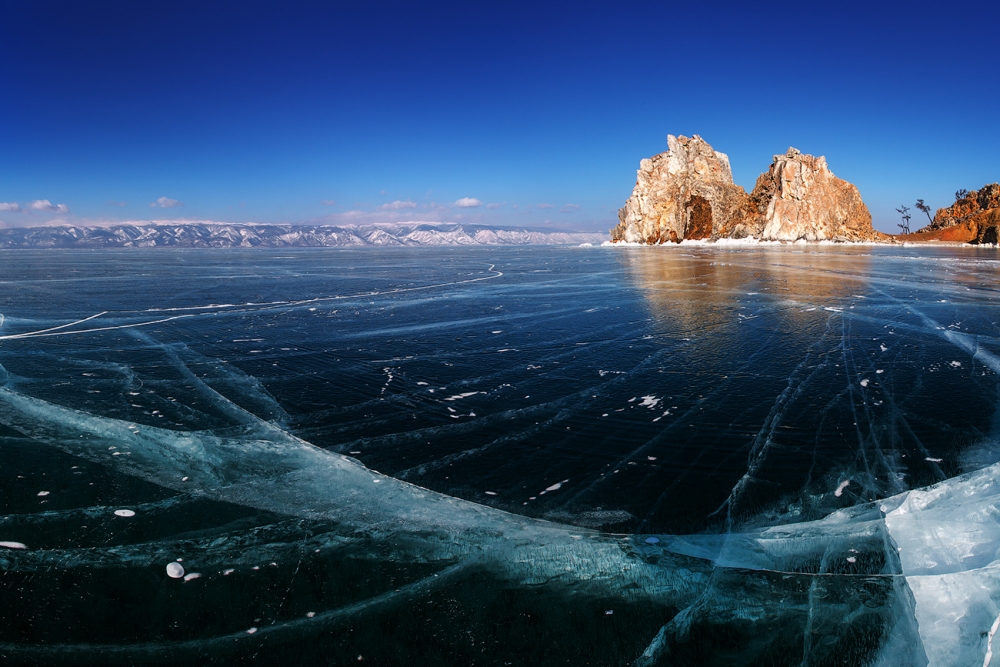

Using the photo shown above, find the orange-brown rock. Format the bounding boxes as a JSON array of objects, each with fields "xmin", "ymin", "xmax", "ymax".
[
  {"xmin": 611, "ymin": 137, "xmax": 882, "ymax": 243},
  {"xmin": 915, "ymin": 183, "xmax": 1000, "ymax": 244},
  {"xmin": 742, "ymin": 149, "xmax": 880, "ymax": 242}
]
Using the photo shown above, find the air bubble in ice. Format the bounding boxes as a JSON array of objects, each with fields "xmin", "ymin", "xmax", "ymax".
[
  {"xmin": 166, "ymin": 562, "xmax": 185, "ymax": 578},
  {"xmin": 114, "ymin": 509, "xmax": 136, "ymax": 517},
  {"xmin": 645, "ymin": 537, "xmax": 660, "ymax": 544},
  {"xmin": 0, "ymin": 541, "xmax": 27, "ymax": 549}
]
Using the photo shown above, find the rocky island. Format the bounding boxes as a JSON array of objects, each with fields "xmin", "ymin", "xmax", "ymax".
[
  {"xmin": 901, "ymin": 183, "xmax": 1000, "ymax": 243},
  {"xmin": 611, "ymin": 135, "xmax": 888, "ymax": 244}
]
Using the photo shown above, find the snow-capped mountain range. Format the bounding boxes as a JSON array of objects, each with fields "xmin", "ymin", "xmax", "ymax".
[{"xmin": 0, "ymin": 222, "xmax": 606, "ymax": 248}]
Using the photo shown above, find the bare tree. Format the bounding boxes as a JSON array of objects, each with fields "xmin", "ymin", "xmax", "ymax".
[
  {"xmin": 915, "ymin": 199, "xmax": 933, "ymax": 224},
  {"xmin": 956, "ymin": 189, "xmax": 969, "ymax": 201},
  {"xmin": 896, "ymin": 205, "xmax": 911, "ymax": 234}
]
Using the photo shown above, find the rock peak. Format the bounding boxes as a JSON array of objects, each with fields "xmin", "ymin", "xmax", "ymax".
[{"xmin": 611, "ymin": 137, "xmax": 879, "ymax": 243}]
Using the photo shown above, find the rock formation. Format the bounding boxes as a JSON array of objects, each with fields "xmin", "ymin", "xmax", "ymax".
[
  {"xmin": 611, "ymin": 136, "xmax": 883, "ymax": 243},
  {"xmin": 612, "ymin": 135, "xmax": 749, "ymax": 244},
  {"xmin": 912, "ymin": 183, "xmax": 1000, "ymax": 244}
]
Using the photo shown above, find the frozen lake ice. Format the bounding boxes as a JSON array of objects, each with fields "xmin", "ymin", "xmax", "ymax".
[{"xmin": 1, "ymin": 244, "xmax": 1000, "ymax": 665}]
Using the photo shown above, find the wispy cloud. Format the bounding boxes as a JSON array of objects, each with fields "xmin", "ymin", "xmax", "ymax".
[
  {"xmin": 321, "ymin": 199, "xmax": 337, "ymax": 206},
  {"xmin": 485, "ymin": 202, "xmax": 505, "ymax": 210},
  {"xmin": 106, "ymin": 200, "xmax": 127, "ymax": 207},
  {"xmin": 454, "ymin": 197, "xmax": 481, "ymax": 208},
  {"xmin": 379, "ymin": 200, "xmax": 417, "ymax": 210},
  {"xmin": 29, "ymin": 199, "xmax": 69, "ymax": 213},
  {"xmin": 150, "ymin": 196, "xmax": 182, "ymax": 208},
  {"xmin": 0, "ymin": 202, "xmax": 22, "ymax": 212},
  {"xmin": 537, "ymin": 203, "xmax": 553, "ymax": 209},
  {"xmin": 559, "ymin": 203, "xmax": 580, "ymax": 212}
]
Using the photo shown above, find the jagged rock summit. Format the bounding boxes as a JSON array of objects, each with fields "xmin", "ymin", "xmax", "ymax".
[{"xmin": 611, "ymin": 135, "xmax": 882, "ymax": 243}]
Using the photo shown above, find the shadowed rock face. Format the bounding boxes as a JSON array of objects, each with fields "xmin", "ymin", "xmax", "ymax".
[{"xmin": 611, "ymin": 137, "xmax": 881, "ymax": 243}]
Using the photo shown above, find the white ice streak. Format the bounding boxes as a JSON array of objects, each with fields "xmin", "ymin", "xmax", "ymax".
[
  {"xmin": 0, "ymin": 265, "xmax": 505, "ymax": 342},
  {"xmin": 0, "ymin": 385, "xmax": 705, "ymax": 605},
  {"xmin": 443, "ymin": 392, "xmax": 482, "ymax": 401},
  {"xmin": 0, "ymin": 541, "xmax": 27, "ymax": 549},
  {"xmin": 834, "ymin": 480, "xmax": 851, "ymax": 497}
]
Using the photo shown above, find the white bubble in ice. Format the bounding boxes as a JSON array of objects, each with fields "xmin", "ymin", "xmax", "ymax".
[
  {"xmin": 36, "ymin": 491, "xmax": 50, "ymax": 497},
  {"xmin": 0, "ymin": 541, "xmax": 27, "ymax": 550},
  {"xmin": 114, "ymin": 509, "xmax": 136, "ymax": 517},
  {"xmin": 166, "ymin": 562, "xmax": 185, "ymax": 579},
  {"xmin": 183, "ymin": 572, "xmax": 201, "ymax": 581}
]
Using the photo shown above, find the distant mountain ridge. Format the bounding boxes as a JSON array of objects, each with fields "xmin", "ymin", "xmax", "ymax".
[{"xmin": 0, "ymin": 222, "xmax": 606, "ymax": 248}]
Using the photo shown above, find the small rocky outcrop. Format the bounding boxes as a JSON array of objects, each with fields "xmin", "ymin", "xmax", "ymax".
[
  {"xmin": 611, "ymin": 137, "xmax": 883, "ymax": 243},
  {"xmin": 914, "ymin": 184, "xmax": 1000, "ymax": 243},
  {"xmin": 611, "ymin": 135, "xmax": 750, "ymax": 244}
]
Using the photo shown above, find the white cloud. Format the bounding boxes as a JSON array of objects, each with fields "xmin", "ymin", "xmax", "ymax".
[
  {"xmin": 0, "ymin": 202, "xmax": 21, "ymax": 212},
  {"xmin": 379, "ymin": 200, "xmax": 417, "ymax": 210},
  {"xmin": 559, "ymin": 203, "xmax": 580, "ymax": 212},
  {"xmin": 28, "ymin": 199, "xmax": 69, "ymax": 213},
  {"xmin": 150, "ymin": 196, "xmax": 182, "ymax": 208},
  {"xmin": 321, "ymin": 200, "xmax": 337, "ymax": 206},
  {"xmin": 106, "ymin": 200, "xmax": 127, "ymax": 207},
  {"xmin": 537, "ymin": 203, "xmax": 553, "ymax": 209},
  {"xmin": 486, "ymin": 202, "xmax": 505, "ymax": 210},
  {"xmin": 454, "ymin": 197, "xmax": 481, "ymax": 208}
]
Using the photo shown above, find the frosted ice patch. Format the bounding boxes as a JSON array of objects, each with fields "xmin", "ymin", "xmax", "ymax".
[
  {"xmin": 876, "ymin": 369, "xmax": 884, "ymax": 374},
  {"xmin": 846, "ymin": 556, "xmax": 857, "ymax": 563},
  {"xmin": 0, "ymin": 541, "xmax": 27, "ymax": 549},
  {"xmin": 950, "ymin": 361, "xmax": 962, "ymax": 368},
  {"xmin": 444, "ymin": 392, "xmax": 481, "ymax": 401},
  {"xmin": 166, "ymin": 562, "xmax": 185, "ymax": 579},
  {"xmin": 183, "ymin": 572, "xmax": 201, "ymax": 581},
  {"xmin": 859, "ymin": 379, "xmax": 869, "ymax": 387},
  {"xmin": 114, "ymin": 509, "xmax": 136, "ymax": 517},
  {"xmin": 638, "ymin": 395, "xmax": 660, "ymax": 409},
  {"xmin": 834, "ymin": 480, "xmax": 851, "ymax": 497},
  {"xmin": 306, "ymin": 611, "xmax": 316, "ymax": 618},
  {"xmin": 880, "ymin": 344, "xmax": 888, "ymax": 352},
  {"xmin": 246, "ymin": 627, "xmax": 257, "ymax": 634}
]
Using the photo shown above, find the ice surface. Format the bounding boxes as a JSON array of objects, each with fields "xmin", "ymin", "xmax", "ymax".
[{"xmin": 2, "ymin": 245, "xmax": 1000, "ymax": 664}]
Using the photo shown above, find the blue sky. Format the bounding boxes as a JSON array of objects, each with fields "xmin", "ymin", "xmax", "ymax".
[{"xmin": 2, "ymin": 0, "xmax": 998, "ymax": 233}]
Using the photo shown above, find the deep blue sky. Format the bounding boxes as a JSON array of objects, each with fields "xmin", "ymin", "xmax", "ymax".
[{"xmin": 2, "ymin": 1, "xmax": 997, "ymax": 233}]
